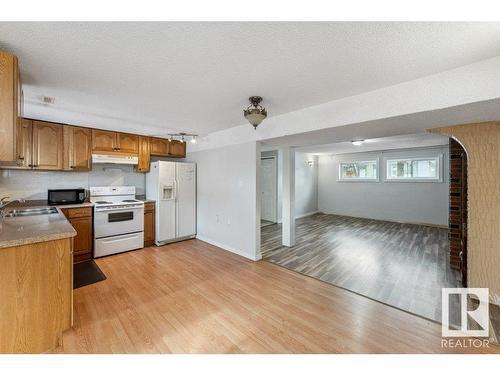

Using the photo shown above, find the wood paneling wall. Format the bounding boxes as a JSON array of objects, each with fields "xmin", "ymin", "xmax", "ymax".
[{"xmin": 429, "ymin": 122, "xmax": 500, "ymax": 301}]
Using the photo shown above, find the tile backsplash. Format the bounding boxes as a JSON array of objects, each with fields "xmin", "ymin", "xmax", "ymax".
[{"xmin": 0, "ymin": 165, "xmax": 146, "ymax": 200}]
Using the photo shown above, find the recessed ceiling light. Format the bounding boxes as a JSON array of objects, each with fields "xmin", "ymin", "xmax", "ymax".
[{"xmin": 351, "ymin": 140, "xmax": 364, "ymax": 146}]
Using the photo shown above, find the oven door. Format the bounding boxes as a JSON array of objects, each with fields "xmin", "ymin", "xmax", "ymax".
[{"xmin": 94, "ymin": 205, "xmax": 144, "ymax": 238}]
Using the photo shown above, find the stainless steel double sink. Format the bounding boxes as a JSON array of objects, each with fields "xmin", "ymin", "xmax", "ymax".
[{"xmin": 3, "ymin": 207, "xmax": 58, "ymax": 218}]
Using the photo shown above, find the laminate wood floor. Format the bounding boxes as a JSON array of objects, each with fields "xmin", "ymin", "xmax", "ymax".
[
  {"xmin": 261, "ymin": 213, "xmax": 461, "ymax": 324},
  {"xmin": 54, "ymin": 239, "xmax": 498, "ymax": 353}
]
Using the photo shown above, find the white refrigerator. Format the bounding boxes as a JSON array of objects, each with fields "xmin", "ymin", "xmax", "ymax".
[{"xmin": 146, "ymin": 161, "xmax": 196, "ymax": 245}]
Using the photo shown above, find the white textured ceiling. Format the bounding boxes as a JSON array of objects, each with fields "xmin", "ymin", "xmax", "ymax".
[
  {"xmin": 1, "ymin": 22, "xmax": 500, "ymax": 136},
  {"xmin": 296, "ymin": 133, "xmax": 449, "ymax": 155},
  {"xmin": 260, "ymin": 98, "xmax": 500, "ymax": 150}
]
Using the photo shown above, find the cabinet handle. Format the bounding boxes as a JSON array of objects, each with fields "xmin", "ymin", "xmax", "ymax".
[
  {"xmin": 70, "ymin": 166, "xmax": 76, "ymax": 169},
  {"xmin": 18, "ymin": 156, "xmax": 24, "ymax": 160}
]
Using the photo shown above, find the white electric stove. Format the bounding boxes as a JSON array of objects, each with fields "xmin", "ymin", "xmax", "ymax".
[{"xmin": 89, "ymin": 186, "xmax": 144, "ymax": 258}]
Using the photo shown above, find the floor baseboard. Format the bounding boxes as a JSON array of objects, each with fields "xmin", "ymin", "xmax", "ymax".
[{"xmin": 196, "ymin": 235, "xmax": 262, "ymax": 261}]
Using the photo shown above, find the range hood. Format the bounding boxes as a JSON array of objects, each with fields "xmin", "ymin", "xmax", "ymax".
[{"xmin": 92, "ymin": 154, "xmax": 138, "ymax": 165}]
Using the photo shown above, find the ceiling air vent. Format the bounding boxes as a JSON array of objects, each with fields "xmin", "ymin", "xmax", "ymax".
[{"xmin": 42, "ymin": 96, "xmax": 55, "ymax": 104}]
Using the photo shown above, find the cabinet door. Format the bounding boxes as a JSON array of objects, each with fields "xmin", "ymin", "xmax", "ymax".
[
  {"xmin": 117, "ymin": 133, "xmax": 139, "ymax": 154},
  {"xmin": 137, "ymin": 136, "xmax": 150, "ymax": 173},
  {"xmin": 0, "ymin": 51, "xmax": 16, "ymax": 162},
  {"xmin": 144, "ymin": 203, "xmax": 155, "ymax": 247},
  {"xmin": 169, "ymin": 140, "xmax": 186, "ymax": 158},
  {"xmin": 32, "ymin": 121, "xmax": 64, "ymax": 170},
  {"xmin": 150, "ymin": 138, "xmax": 169, "ymax": 156},
  {"xmin": 70, "ymin": 216, "xmax": 92, "ymax": 255},
  {"xmin": 65, "ymin": 126, "xmax": 91, "ymax": 171},
  {"xmin": 14, "ymin": 118, "xmax": 32, "ymax": 168},
  {"xmin": 92, "ymin": 129, "xmax": 117, "ymax": 152}
]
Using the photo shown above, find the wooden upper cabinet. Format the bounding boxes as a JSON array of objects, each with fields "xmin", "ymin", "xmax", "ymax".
[
  {"xmin": 64, "ymin": 125, "xmax": 91, "ymax": 171},
  {"xmin": 0, "ymin": 51, "xmax": 21, "ymax": 162},
  {"xmin": 137, "ymin": 136, "xmax": 150, "ymax": 173},
  {"xmin": 92, "ymin": 129, "xmax": 117, "ymax": 152},
  {"xmin": 150, "ymin": 137, "xmax": 169, "ymax": 156},
  {"xmin": 117, "ymin": 133, "xmax": 139, "ymax": 154},
  {"xmin": 32, "ymin": 121, "xmax": 63, "ymax": 170},
  {"xmin": 15, "ymin": 118, "xmax": 32, "ymax": 168},
  {"xmin": 169, "ymin": 140, "xmax": 186, "ymax": 158},
  {"xmin": 92, "ymin": 129, "xmax": 139, "ymax": 154}
]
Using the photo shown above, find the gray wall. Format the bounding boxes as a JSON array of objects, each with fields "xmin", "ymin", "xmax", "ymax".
[{"xmin": 318, "ymin": 146, "xmax": 449, "ymax": 226}]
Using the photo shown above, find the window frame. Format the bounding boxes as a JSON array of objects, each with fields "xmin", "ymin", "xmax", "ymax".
[
  {"xmin": 384, "ymin": 154, "xmax": 443, "ymax": 182},
  {"xmin": 337, "ymin": 159, "xmax": 379, "ymax": 182}
]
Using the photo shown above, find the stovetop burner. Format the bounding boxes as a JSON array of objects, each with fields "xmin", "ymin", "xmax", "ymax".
[
  {"xmin": 122, "ymin": 199, "xmax": 138, "ymax": 202},
  {"xmin": 95, "ymin": 201, "xmax": 112, "ymax": 204}
]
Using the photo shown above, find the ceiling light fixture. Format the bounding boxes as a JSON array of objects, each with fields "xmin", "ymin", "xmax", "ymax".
[
  {"xmin": 244, "ymin": 96, "xmax": 267, "ymax": 129},
  {"xmin": 351, "ymin": 140, "xmax": 365, "ymax": 146}
]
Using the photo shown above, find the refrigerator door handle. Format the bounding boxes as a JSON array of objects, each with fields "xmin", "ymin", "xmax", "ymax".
[{"xmin": 173, "ymin": 180, "xmax": 178, "ymax": 201}]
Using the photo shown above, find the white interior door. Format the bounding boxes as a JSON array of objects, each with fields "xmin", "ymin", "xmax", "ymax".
[{"xmin": 261, "ymin": 157, "xmax": 277, "ymax": 222}]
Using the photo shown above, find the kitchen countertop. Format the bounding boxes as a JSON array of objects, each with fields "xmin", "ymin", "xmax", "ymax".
[
  {"xmin": 0, "ymin": 207, "xmax": 76, "ymax": 249},
  {"xmin": 6, "ymin": 199, "xmax": 95, "ymax": 209},
  {"xmin": 135, "ymin": 196, "xmax": 155, "ymax": 204},
  {"xmin": 53, "ymin": 202, "xmax": 94, "ymax": 209}
]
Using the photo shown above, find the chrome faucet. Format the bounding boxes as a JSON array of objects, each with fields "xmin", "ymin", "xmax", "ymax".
[{"xmin": 0, "ymin": 196, "xmax": 26, "ymax": 218}]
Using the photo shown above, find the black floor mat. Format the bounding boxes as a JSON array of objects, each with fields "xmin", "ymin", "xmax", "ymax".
[{"xmin": 73, "ymin": 260, "xmax": 106, "ymax": 289}]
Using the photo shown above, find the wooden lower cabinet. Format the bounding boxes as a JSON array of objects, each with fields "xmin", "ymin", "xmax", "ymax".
[
  {"xmin": 0, "ymin": 238, "xmax": 72, "ymax": 353},
  {"xmin": 60, "ymin": 207, "xmax": 93, "ymax": 263},
  {"xmin": 144, "ymin": 202, "xmax": 156, "ymax": 247}
]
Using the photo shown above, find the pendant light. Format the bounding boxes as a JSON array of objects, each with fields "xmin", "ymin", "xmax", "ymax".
[{"xmin": 244, "ymin": 96, "xmax": 267, "ymax": 129}]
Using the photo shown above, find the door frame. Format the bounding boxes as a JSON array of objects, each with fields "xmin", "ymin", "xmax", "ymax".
[
  {"xmin": 260, "ymin": 156, "xmax": 278, "ymax": 223},
  {"xmin": 449, "ymin": 137, "xmax": 468, "ymax": 287}
]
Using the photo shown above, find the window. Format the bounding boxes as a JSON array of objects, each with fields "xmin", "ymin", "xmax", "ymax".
[
  {"xmin": 338, "ymin": 160, "xmax": 378, "ymax": 181},
  {"xmin": 385, "ymin": 155, "xmax": 442, "ymax": 181}
]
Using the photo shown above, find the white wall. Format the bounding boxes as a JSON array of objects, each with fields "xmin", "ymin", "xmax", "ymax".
[
  {"xmin": 318, "ymin": 146, "xmax": 449, "ymax": 226},
  {"xmin": 0, "ymin": 164, "xmax": 146, "ymax": 200},
  {"xmin": 294, "ymin": 153, "xmax": 318, "ymax": 218},
  {"xmin": 188, "ymin": 141, "xmax": 260, "ymax": 260},
  {"xmin": 261, "ymin": 151, "xmax": 318, "ymax": 221}
]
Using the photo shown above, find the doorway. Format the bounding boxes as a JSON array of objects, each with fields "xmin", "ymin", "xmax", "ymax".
[
  {"xmin": 449, "ymin": 138, "xmax": 468, "ymax": 287},
  {"xmin": 260, "ymin": 156, "xmax": 277, "ymax": 226},
  {"xmin": 260, "ymin": 135, "xmax": 467, "ymax": 324}
]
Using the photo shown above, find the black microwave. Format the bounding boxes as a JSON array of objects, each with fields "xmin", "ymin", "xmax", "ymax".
[{"xmin": 48, "ymin": 189, "xmax": 86, "ymax": 205}]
